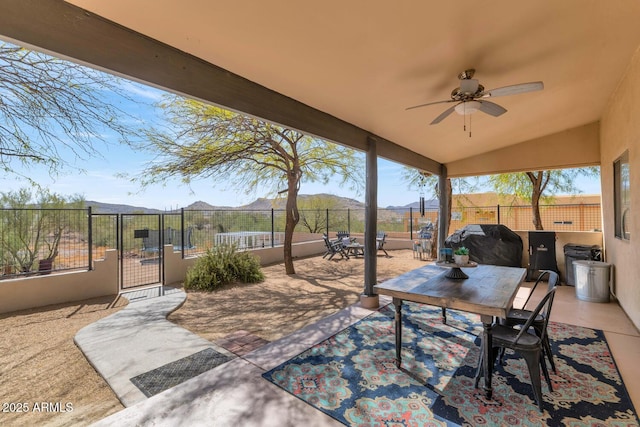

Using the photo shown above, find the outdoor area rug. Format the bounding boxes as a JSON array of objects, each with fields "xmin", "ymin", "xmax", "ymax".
[
  {"xmin": 131, "ymin": 347, "xmax": 232, "ymax": 397},
  {"xmin": 263, "ymin": 303, "xmax": 639, "ymax": 426}
]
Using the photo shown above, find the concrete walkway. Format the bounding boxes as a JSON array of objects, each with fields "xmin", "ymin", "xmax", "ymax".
[
  {"xmin": 75, "ymin": 285, "xmax": 382, "ymax": 426},
  {"xmin": 75, "ymin": 286, "xmax": 236, "ymax": 407}
]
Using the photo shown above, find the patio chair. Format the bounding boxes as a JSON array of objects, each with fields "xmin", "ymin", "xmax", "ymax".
[
  {"xmin": 172, "ymin": 227, "xmax": 196, "ymax": 251},
  {"xmin": 475, "ymin": 286, "xmax": 557, "ymax": 412},
  {"xmin": 322, "ymin": 234, "xmax": 349, "ymax": 260},
  {"xmin": 141, "ymin": 228, "xmax": 184, "ymax": 264},
  {"xmin": 376, "ymin": 231, "xmax": 389, "ymax": 257},
  {"xmin": 501, "ymin": 270, "xmax": 560, "ymax": 372},
  {"xmin": 336, "ymin": 230, "xmax": 354, "ymax": 247},
  {"xmin": 141, "ymin": 230, "xmax": 161, "ymax": 255},
  {"xmin": 336, "ymin": 230, "xmax": 350, "ymax": 239}
]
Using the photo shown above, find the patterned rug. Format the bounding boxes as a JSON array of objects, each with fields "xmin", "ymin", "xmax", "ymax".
[
  {"xmin": 131, "ymin": 347, "xmax": 232, "ymax": 397},
  {"xmin": 263, "ymin": 303, "xmax": 639, "ymax": 426}
]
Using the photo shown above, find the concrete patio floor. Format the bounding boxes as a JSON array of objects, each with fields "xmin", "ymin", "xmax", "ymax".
[{"xmin": 81, "ymin": 283, "xmax": 640, "ymax": 426}]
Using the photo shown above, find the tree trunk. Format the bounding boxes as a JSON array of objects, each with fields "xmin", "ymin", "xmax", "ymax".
[
  {"xmin": 284, "ymin": 174, "xmax": 301, "ymax": 275},
  {"xmin": 531, "ymin": 190, "xmax": 544, "ymax": 230},
  {"xmin": 527, "ymin": 171, "xmax": 545, "ymax": 230}
]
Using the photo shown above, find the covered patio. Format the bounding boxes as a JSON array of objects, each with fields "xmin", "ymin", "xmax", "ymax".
[
  {"xmin": 2, "ymin": 0, "xmax": 640, "ymax": 425},
  {"xmin": 86, "ymin": 277, "xmax": 639, "ymax": 426}
]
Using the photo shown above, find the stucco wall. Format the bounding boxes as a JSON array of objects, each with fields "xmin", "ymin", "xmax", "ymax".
[
  {"xmin": 0, "ymin": 249, "xmax": 119, "ymax": 314},
  {"xmin": 0, "ymin": 230, "xmax": 608, "ymax": 315},
  {"xmin": 163, "ymin": 240, "xmax": 328, "ymax": 285},
  {"xmin": 600, "ymin": 46, "xmax": 640, "ymax": 330}
]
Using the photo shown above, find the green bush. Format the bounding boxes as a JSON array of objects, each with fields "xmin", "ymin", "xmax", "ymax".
[{"xmin": 184, "ymin": 244, "xmax": 264, "ymax": 291}]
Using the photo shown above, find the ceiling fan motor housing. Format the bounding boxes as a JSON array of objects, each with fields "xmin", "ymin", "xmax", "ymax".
[{"xmin": 452, "ymin": 79, "xmax": 484, "ymax": 101}]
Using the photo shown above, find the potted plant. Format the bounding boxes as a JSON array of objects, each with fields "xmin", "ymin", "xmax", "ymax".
[{"xmin": 453, "ymin": 246, "xmax": 470, "ymax": 265}]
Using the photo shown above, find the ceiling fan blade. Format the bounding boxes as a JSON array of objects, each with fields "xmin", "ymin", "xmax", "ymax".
[
  {"xmin": 483, "ymin": 81, "xmax": 544, "ymax": 98},
  {"xmin": 478, "ymin": 100, "xmax": 507, "ymax": 117},
  {"xmin": 430, "ymin": 105, "xmax": 457, "ymax": 125},
  {"xmin": 406, "ymin": 99, "xmax": 455, "ymax": 111}
]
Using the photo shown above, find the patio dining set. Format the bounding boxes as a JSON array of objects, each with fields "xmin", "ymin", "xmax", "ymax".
[
  {"xmin": 322, "ymin": 231, "xmax": 389, "ymax": 260},
  {"xmin": 375, "ymin": 265, "xmax": 560, "ymax": 411}
]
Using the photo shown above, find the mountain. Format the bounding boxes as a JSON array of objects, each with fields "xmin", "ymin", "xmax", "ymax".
[
  {"xmin": 86, "ymin": 201, "xmax": 164, "ymax": 214},
  {"xmin": 385, "ymin": 198, "xmax": 438, "ymax": 211},
  {"xmin": 184, "ymin": 200, "xmax": 234, "ymax": 210},
  {"xmin": 240, "ymin": 194, "xmax": 365, "ymax": 210},
  {"xmin": 86, "ymin": 194, "xmax": 419, "ymax": 214}
]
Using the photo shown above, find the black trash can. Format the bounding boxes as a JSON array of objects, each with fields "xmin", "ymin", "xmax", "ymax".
[{"xmin": 564, "ymin": 244, "xmax": 602, "ymax": 286}]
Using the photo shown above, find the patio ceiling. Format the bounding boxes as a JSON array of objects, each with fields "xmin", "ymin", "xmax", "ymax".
[{"xmin": 3, "ymin": 1, "xmax": 640, "ymax": 177}]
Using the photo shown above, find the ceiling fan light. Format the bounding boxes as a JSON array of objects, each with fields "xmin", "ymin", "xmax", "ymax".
[{"xmin": 454, "ymin": 100, "xmax": 481, "ymax": 115}]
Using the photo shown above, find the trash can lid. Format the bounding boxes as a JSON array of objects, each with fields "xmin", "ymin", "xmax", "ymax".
[{"xmin": 573, "ymin": 260, "xmax": 610, "ymax": 268}]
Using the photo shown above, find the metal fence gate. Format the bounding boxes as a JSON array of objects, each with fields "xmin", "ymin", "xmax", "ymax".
[{"xmin": 119, "ymin": 213, "xmax": 163, "ymax": 290}]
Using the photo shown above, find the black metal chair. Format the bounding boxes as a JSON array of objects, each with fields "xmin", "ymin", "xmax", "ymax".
[
  {"xmin": 475, "ymin": 286, "xmax": 557, "ymax": 411},
  {"xmin": 322, "ymin": 234, "xmax": 348, "ymax": 260},
  {"xmin": 501, "ymin": 270, "xmax": 560, "ymax": 372}
]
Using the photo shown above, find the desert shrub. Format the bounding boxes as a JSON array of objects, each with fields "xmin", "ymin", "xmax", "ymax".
[{"xmin": 184, "ymin": 244, "xmax": 264, "ymax": 291}]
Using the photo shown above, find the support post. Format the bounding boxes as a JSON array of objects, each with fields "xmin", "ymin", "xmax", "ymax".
[
  {"xmin": 362, "ymin": 136, "xmax": 379, "ymax": 309},
  {"xmin": 409, "ymin": 207, "xmax": 414, "ymax": 238},
  {"xmin": 438, "ymin": 166, "xmax": 450, "ymax": 256}
]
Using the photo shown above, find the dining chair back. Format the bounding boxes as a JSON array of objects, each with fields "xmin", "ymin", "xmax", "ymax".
[
  {"xmin": 476, "ymin": 286, "xmax": 557, "ymax": 411},
  {"xmin": 503, "ymin": 270, "xmax": 560, "ymax": 372}
]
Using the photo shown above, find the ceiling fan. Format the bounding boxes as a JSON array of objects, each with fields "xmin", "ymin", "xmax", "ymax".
[{"xmin": 406, "ymin": 69, "xmax": 544, "ymax": 125}]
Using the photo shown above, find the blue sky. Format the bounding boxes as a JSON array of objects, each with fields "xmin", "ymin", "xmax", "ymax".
[{"xmin": 0, "ymin": 66, "xmax": 601, "ymax": 210}]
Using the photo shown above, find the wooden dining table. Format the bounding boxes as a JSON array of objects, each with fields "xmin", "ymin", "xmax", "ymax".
[{"xmin": 374, "ymin": 263, "xmax": 526, "ymax": 399}]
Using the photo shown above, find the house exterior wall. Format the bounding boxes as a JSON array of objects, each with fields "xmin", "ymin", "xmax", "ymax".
[
  {"xmin": 600, "ymin": 46, "xmax": 640, "ymax": 330},
  {"xmin": 446, "ymin": 122, "xmax": 601, "ymax": 177}
]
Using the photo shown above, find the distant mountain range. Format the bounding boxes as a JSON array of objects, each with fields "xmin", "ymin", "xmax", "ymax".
[{"xmin": 86, "ymin": 193, "xmax": 424, "ymax": 214}]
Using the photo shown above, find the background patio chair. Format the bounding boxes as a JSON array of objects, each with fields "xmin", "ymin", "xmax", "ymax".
[
  {"xmin": 322, "ymin": 234, "xmax": 348, "ymax": 260},
  {"xmin": 376, "ymin": 231, "xmax": 389, "ymax": 257},
  {"xmin": 172, "ymin": 227, "xmax": 196, "ymax": 251},
  {"xmin": 336, "ymin": 230, "xmax": 350, "ymax": 239},
  {"xmin": 475, "ymin": 286, "xmax": 557, "ymax": 412}
]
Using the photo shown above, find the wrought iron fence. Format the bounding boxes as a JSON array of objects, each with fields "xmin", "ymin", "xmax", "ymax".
[
  {"xmin": 0, "ymin": 202, "xmax": 602, "ymax": 279},
  {"xmin": 0, "ymin": 207, "xmax": 90, "ymax": 277}
]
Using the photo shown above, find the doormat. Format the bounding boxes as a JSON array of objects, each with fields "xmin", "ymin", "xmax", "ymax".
[
  {"xmin": 130, "ymin": 347, "xmax": 233, "ymax": 398},
  {"xmin": 263, "ymin": 303, "xmax": 639, "ymax": 426}
]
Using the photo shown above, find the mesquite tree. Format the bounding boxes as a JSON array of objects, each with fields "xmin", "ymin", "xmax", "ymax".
[
  {"xmin": 488, "ymin": 168, "xmax": 599, "ymax": 230},
  {"xmin": 0, "ymin": 42, "xmax": 136, "ymax": 178},
  {"xmin": 132, "ymin": 99, "xmax": 363, "ymax": 274}
]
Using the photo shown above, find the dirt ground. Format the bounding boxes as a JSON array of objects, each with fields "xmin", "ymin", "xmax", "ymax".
[
  {"xmin": 0, "ymin": 249, "xmax": 429, "ymax": 426},
  {"xmin": 168, "ymin": 249, "xmax": 429, "ymax": 342},
  {"xmin": 0, "ymin": 295, "xmax": 129, "ymax": 427}
]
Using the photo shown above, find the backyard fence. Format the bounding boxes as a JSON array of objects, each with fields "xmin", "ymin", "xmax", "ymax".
[
  {"xmin": 0, "ymin": 202, "xmax": 602, "ymax": 279},
  {"xmin": 0, "ymin": 207, "xmax": 90, "ymax": 277}
]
